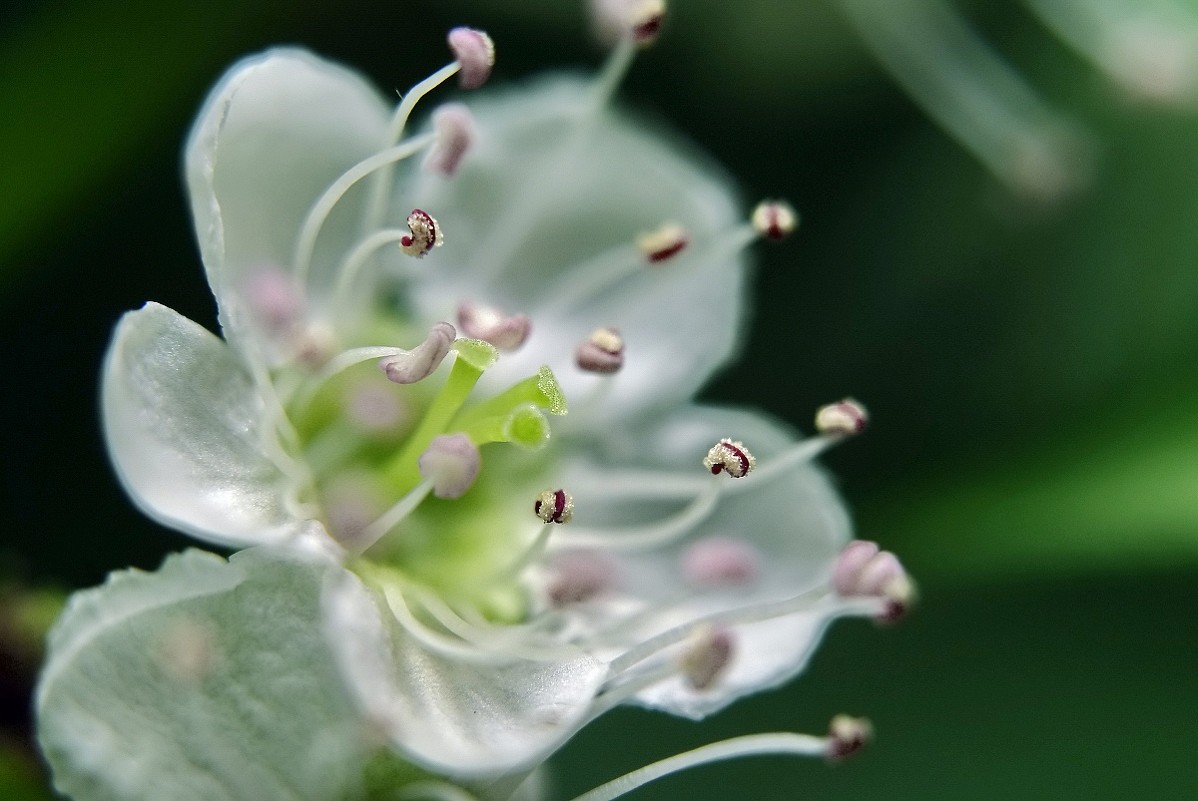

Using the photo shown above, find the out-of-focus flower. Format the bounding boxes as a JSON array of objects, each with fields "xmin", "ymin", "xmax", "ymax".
[{"xmin": 38, "ymin": 10, "xmax": 910, "ymax": 799}]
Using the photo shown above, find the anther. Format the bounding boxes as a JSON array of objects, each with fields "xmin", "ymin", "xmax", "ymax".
[
  {"xmin": 418, "ymin": 434, "xmax": 481, "ymax": 499},
  {"xmin": 447, "ymin": 27, "xmax": 495, "ymax": 90},
  {"xmin": 547, "ymin": 550, "xmax": 616, "ymax": 606},
  {"xmin": 243, "ymin": 266, "xmax": 304, "ymax": 334},
  {"xmin": 826, "ymin": 715, "xmax": 873, "ymax": 762},
  {"xmin": 378, "ymin": 322, "xmax": 456, "ymax": 384},
  {"xmin": 575, "ymin": 326, "xmax": 625, "ymax": 374},
  {"xmin": 535, "ymin": 488, "xmax": 574, "ymax": 524},
  {"xmin": 702, "ymin": 438, "xmax": 756, "ymax": 479},
  {"xmin": 631, "ymin": 0, "xmax": 667, "ymax": 46},
  {"xmin": 637, "ymin": 223, "xmax": 689, "ymax": 263},
  {"xmin": 682, "ymin": 536, "xmax": 761, "ymax": 588},
  {"xmin": 457, "ymin": 301, "xmax": 531, "ymax": 351},
  {"xmin": 751, "ymin": 200, "xmax": 798, "ymax": 242},
  {"xmin": 424, "ymin": 104, "xmax": 476, "ymax": 177},
  {"xmin": 399, "ymin": 209, "xmax": 444, "ymax": 258},
  {"xmin": 833, "ymin": 540, "xmax": 915, "ymax": 623},
  {"xmin": 679, "ymin": 624, "xmax": 735, "ymax": 691},
  {"xmin": 815, "ymin": 398, "xmax": 869, "ymax": 436}
]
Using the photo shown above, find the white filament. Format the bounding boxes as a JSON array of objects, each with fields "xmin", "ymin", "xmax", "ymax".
[{"xmin": 567, "ymin": 732, "xmax": 828, "ymax": 801}]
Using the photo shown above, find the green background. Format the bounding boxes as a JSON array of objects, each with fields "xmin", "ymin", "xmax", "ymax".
[{"xmin": 1, "ymin": 0, "xmax": 1194, "ymax": 798}]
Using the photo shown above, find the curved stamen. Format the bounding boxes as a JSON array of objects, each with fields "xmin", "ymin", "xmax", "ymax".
[
  {"xmin": 837, "ymin": 0, "xmax": 1088, "ymax": 198},
  {"xmin": 566, "ymin": 732, "xmax": 830, "ymax": 801},
  {"xmin": 330, "ymin": 228, "xmax": 415, "ymax": 320},
  {"xmin": 381, "ymin": 583, "xmax": 519, "ymax": 664},
  {"xmin": 472, "ymin": 35, "xmax": 642, "ymax": 285},
  {"xmin": 354, "ymin": 479, "xmax": 434, "ymax": 553},
  {"xmin": 408, "ymin": 586, "xmax": 584, "ymax": 662},
  {"xmin": 605, "ymin": 588, "xmax": 875, "ymax": 679},
  {"xmin": 292, "ymin": 132, "xmax": 435, "ymax": 290},
  {"xmin": 549, "ymin": 223, "xmax": 756, "ymax": 313},
  {"xmin": 553, "ymin": 484, "xmax": 718, "ymax": 552}
]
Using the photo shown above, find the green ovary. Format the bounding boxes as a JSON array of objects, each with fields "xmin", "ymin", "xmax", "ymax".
[{"xmin": 286, "ymin": 346, "xmax": 559, "ymax": 621}]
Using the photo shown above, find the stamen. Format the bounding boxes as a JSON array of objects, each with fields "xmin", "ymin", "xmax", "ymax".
[
  {"xmin": 703, "ymin": 438, "xmax": 756, "ymax": 478},
  {"xmin": 815, "ymin": 398, "xmax": 869, "ymax": 436},
  {"xmin": 832, "ymin": 540, "xmax": 915, "ymax": 622},
  {"xmin": 1024, "ymin": 0, "xmax": 1198, "ymax": 106},
  {"xmin": 418, "ymin": 434, "xmax": 481, "ymax": 499},
  {"xmin": 681, "ymin": 536, "xmax": 761, "ymax": 588},
  {"xmin": 630, "ymin": 0, "xmax": 667, "ymax": 46},
  {"xmin": 679, "ymin": 624, "xmax": 735, "ymax": 691},
  {"xmin": 547, "ymin": 550, "xmax": 618, "ymax": 606},
  {"xmin": 590, "ymin": 0, "xmax": 667, "ymax": 47},
  {"xmin": 576, "ymin": 327, "xmax": 625, "ymax": 374},
  {"xmin": 447, "ymin": 27, "xmax": 496, "ymax": 90},
  {"xmin": 292, "ymin": 132, "xmax": 435, "ymax": 287},
  {"xmin": 424, "ymin": 104, "xmax": 477, "ymax": 177},
  {"xmin": 535, "ymin": 488, "xmax": 574, "ymax": 524},
  {"xmin": 399, "ymin": 209, "xmax": 444, "ymax": 258},
  {"xmin": 565, "ymin": 731, "xmax": 831, "ymax": 801},
  {"xmin": 355, "ymin": 480, "xmax": 435, "ymax": 553},
  {"xmin": 837, "ymin": 0, "xmax": 1089, "ymax": 199},
  {"xmin": 826, "ymin": 715, "xmax": 873, "ymax": 762},
  {"xmin": 457, "ymin": 301, "xmax": 531, "ymax": 351},
  {"xmin": 345, "ymin": 382, "xmax": 409, "ymax": 433},
  {"xmin": 750, "ymin": 200, "xmax": 798, "ymax": 241},
  {"xmin": 636, "ymin": 223, "xmax": 689, "ymax": 263},
  {"xmin": 242, "ymin": 266, "xmax": 304, "ymax": 334},
  {"xmin": 379, "ymin": 322, "xmax": 457, "ymax": 384}
]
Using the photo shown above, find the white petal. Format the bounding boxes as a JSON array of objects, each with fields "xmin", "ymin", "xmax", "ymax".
[
  {"xmin": 102, "ymin": 302, "xmax": 309, "ymax": 548},
  {"xmin": 37, "ymin": 549, "xmax": 367, "ymax": 801},
  {"xmin": 185, "ymin": 48, "xmax": 390, "ymax": 349},
  {"xmin": 557, "ymin": 405, "xmax": 851, "ymax": 717},
  {"xmin": 324, "ymin": 570, "xmax": 608, "ymax": 778},
  {"xmin": 402, "ymin": 77, "xmax": 748, "ymax": 426}
]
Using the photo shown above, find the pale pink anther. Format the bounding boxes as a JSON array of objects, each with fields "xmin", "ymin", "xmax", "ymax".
[
  {"xmin": 424, "ymin": 104, "xmax": 476, "ymax": 177},
  {"xmin": 682, "ymin": 536, "xmax": 761, "ymax": 588},
  {"xmin": 831, "ymin": 540, "xmax": 880, "ymax": 596},
  {"xmin": 680, "ymin": 625, "xmax": 735, "ymax": 691},
  {"xmin": 447, "ymin": 27, "xmax": 495, "ymax": 90},
  {"xmin": 547, "ymin": 550, "xmax": 617, "ymax": 606},
  {"xmin": 457, "ymin": 301, "xmax": 531, "ymax": 351},
  {"xmin": 833, "ymin": 539, "xmax": 914, "ymax": 622},
  {"xmin": 589, "ymin": 0, "xmax": 666, "ymax": 46},
  {"xmin": 379, "ymin": 322, "xmax": 456, "ymax": 384},
  {"xmin": 345, "ymin": 382, "xmax": 408, "ymax": 432},
  {"xmin": 575, "ymin": 327, "xmax": 625, "ymax": 374},
  {"xmin": 418, "ymin": 434, "xmax": 481, "ymax": 499},
  {"xmin": 244, "ymin": 266, "xmax": 304, "ymax": 333}
]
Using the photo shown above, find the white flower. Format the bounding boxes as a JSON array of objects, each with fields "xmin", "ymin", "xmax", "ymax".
[{"xmin": 93, "ymin": 22, "xmax": 909, "ymax": 790}]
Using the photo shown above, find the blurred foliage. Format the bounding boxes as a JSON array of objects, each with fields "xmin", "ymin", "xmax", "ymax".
[{"xmin": 0, "ymin": 0, "xmax": 1194, "ymax": 799}]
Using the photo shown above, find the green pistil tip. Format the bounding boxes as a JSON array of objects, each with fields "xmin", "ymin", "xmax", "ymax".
[
  {"xmin": 505, "ymin": 405, "xmax": 551, "ymax": 449},
  {"xmin": 453, "ymin": 338, "xmax": 498, "ymax": 371},
  {"xmin": 536, "ymin": 366, "xmax": 567, "ymax": 416}
]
